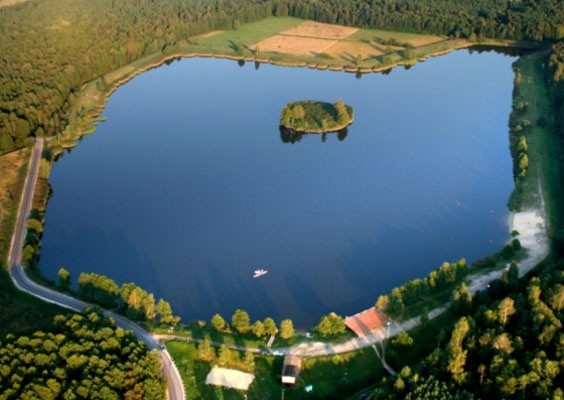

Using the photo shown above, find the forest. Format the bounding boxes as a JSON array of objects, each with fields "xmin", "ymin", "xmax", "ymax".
[
  {"xmin": 371, "ymin": 257, "xmax": 563, "ymax": 399},
  {"xmin": 0, "ymin": 0, "xmax": 562, "ymax": 155},
  {"xmin": 0, "ymin": 309, "xmax": 165, "ymax": 399}
]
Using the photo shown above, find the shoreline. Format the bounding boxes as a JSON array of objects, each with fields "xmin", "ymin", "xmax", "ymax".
[{"xmin": 58, "ymin": 37, "xmax": 540, "ymax": 150}]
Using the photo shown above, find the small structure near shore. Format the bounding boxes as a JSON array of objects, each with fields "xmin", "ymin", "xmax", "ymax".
[
  {"xmin": 205, "ymin": 366, "xmax": 255, "ymax": 390},
  {"xmin": 281, "ymin": 354, "xmax": 302, "ymax": 385},
  {"xmin": 279, "ymin": 100, "xmax": 354, "ymax": 133},
  {"xmin": 344, "ymin": 307, "xmax": 390, "ymax": 338}
]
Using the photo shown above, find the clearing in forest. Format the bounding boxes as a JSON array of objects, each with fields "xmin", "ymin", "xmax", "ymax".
[
  {"xmin": 253, "ymin": 20, "xmax": 358, "ymax": 56},
  {"xmin": 251, "ymin": 19, "xmax": 445, "ymax": 62}
]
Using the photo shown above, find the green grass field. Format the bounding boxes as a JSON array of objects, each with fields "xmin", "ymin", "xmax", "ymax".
[
  {"xmin": 512, "ymin": 53, "xmax": 564, "ymax": 231},
  {"xmin": 167, "ymin": 339, "xmax": 385, "ymax": 400},
  {"xmin": 196, "ymin": 17, "xmax": 303, "ymax": 50}
]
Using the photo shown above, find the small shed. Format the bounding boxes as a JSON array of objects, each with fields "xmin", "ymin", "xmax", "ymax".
[{"xmin": 281, "ymin": 354, "xmax": 302, "ymax": 385}]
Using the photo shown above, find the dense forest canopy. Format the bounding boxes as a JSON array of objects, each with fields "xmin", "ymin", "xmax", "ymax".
[
  {"xmin": 373, "ymin": 260, "xmax": 564, "ymax": 399},
  {"xmin": 0, "ymin": 309, "xmax": 165, "ymax": 399},
  {"xmin": 0, "ymin": 0, "xmax": 562, "ymax": 154}
]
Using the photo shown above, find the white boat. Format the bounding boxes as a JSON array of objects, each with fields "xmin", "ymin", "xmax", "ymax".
[{"xmin": 253, "ymin": 269, "xmax": 268, "ymax": 278}]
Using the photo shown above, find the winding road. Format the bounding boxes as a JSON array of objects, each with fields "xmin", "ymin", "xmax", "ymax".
[
  {"xmin": 6, "ymin": 139, "xmax": 185, "ymax": 400},
  {"xmin": 6, "ymin": 139, "xmax": 549, "ymax": 395}
]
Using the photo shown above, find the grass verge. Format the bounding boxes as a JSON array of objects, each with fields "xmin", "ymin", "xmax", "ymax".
[{"xmin": 167, "ymin": 339, "xmax": 385, "ymax": 400}]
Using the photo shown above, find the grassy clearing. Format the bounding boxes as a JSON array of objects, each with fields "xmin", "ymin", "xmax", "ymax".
[
  {"xmin": 350, "ymin": 28, "xmax": 442, "ymax": 43},
  {"xmin": 511, "ymin": 53, "xmax": 563, "ymax": 230},
  {"xmin": 183, "ymin": 17, "xmax": 470, "ymax": 71},
  {"xmin": 0, "ymin": 149, "xmax": 64, "ymax": 335},
  {"xmin": 195, "ymin": 17, "xmax": 303, "ymax": 50},
  {"xmin": 157, "ymin": 322, "xmax": 270, "ymax": 349},
  {"xmin": 279, "ymin": 20, "xmax": 357, "ymax": 40},
  {"xmin": 0, "ymin": 148, "xmax": 28, "ymax": 265},
  {"xmin": 167, "ymin": 340, "xmax": 385, "ymax": 400}
]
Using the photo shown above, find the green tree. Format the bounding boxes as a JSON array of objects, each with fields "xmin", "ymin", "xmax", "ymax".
[
  {"xmin": 497, "ymin": 297, "xmax": 516, "ymax": 326},
  {"xmin": 243, "ymin": 351, "xmax": 255, "ymax": 371},
  {"xmin": 251, "ymin": 321, "xmax": 265, "ymax": 338},
  {"xmin": 57, "ymin": 268, "xmax": 71, "ymax": 291},
  {"xmin": 492, "ymin": 333, "xmax": 514, "ymax": 354},
  {"xmin": 231, "ymin": 309, "xmax": 251, "ymax": 334},
  {"xmin": 452, "ymin": 282, "xmax": 472, "ymax": 315},
  {"xmin": 218, "ymin": 345, "xmax": 232, "ymax": 367},
  {"xmin": 388, "ymin": 288, "xmax": 405, "ymax": 315},
  {"xmin": 315, "ymin": 313, "xmax": 346, "ymax": 337},
  {"xmin": 376, "ymin": 295, "xmax": 390, "ymax": 311},
  {"xmin": 156, "ymin": 299, "xmax": 179, "ymax": 327},
  {"xmin": 280, "ymin": 319, "xmax": 295, "ymax": 339},
  {"xmin": 211, "ymin": 314, "xmax": 226, "ymax": 332},
  {"xmin": 548, "ymin": 284, "xmax": 564, "ymax": 311},
  {"xmin": 263, "ymin": 318, "xmax": 277, "ymax": 336},
  {"xmin": 447, "ymin": 317, "xmax": 470, "ymax": 385},
  {"xmin": 197, "ymin": 340, "xmax": 215, "ymax": 362}
]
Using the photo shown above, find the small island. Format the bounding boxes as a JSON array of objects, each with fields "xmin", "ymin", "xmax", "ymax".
[{"xmin": 279, "ymin": 100, "xmax": 354, "ymax": 133}]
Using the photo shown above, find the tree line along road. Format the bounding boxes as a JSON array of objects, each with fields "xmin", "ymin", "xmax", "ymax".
[{"xmin": 6, "ymin": 139, "xmax": 186, "ymax": 400}]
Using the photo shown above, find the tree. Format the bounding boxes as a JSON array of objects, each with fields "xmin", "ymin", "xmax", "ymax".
[
  {"xmin": 497, "ymin": 297, "xmax": 516, "ymax": 326},
  {"xmin": 156, "ymin": 299, "xmax": 179, "ymax": 327},
  {"xmin": 57, "ymin": 268, "xmax": 71, "ymax": 291},
  {"xmin": 393, "ymin": 332, "xmax": 414, "ymax": 347},
  {"xmin": 197, "ymin": 340, "xmax": 215, "ymax": 362},
  {"xmin": 280, "ymin": 319, "xmax": 295, "ymax": 339},
  {"xmin": 376, "ymin": 295, "xmax": 390, "ymax": 311},
  {"xmin": 315, "ymin": 313, "xmax": 346, "ymax": 337},
  {"xmin": 217, "ymin": 345, "xmax": 232, "ymax": 367},
  {"xmin": 388, "ymin": 288, "xmax": 405, "ymax": 315},
  {"xmin": 211, "ymin": 314, "xmax": 226, "ymax": 332},
  {"xmin": 251, "ymin": 321, "xmax": 265, "ymax": 338},
  {"xmin": 492, "ymin": 333, "xmax": 514, "ymax": 354},
  {"xmin": 452, "ymin": 283, "xmax": 472, "ymax": 315},
  {"xmin": 263, "ymin": 318, "xmax": 277, "ymax": 336},
  {"xmin": 231, "ymin": 309, "xmax": 251, "ymax": 334},
  {"xmin": 548, "ymin": 284, "xmax": 564, "ymax": 311},
  {"xmin": 243, "ymin": 351, "xmax": 255, "ymax": 371},
  {"xmin": 334, "ymin": 99, "xmax": 349, "ymax": 125},
  {"xmin": 447, "ymin": 317, "xmax": 470, "ymax": 385},
  {"xmin": 293, "ymin": 104, "xmax": 305, "ymax": 120}
]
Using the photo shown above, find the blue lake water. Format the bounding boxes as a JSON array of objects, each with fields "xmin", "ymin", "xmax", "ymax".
[{"xmin": 40, "ymin": 50, "xmax": 516, "ymax": 327}]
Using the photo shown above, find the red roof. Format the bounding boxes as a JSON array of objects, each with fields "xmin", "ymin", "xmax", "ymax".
[{"xmin": 344, "ymin": 307, "xmax": 389, "ymax": 337}]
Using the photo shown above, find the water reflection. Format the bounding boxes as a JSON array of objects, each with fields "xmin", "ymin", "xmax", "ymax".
[{"xmin": 279, "ymin": 126, "xmax": 349, "ymax": 144}]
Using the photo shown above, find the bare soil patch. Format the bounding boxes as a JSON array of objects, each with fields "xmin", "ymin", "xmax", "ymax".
[
  {"xmin": 0, "ymin": 150, "xmax": 26, "ymax": 206},
  {"xmin": 324, "ymin": 40, "xmax": 383, "ymax": 60},
  {"xmin": 0, "ymin": 0, "xmax": 26, "ymax": 8},
  {"xmin": 254, "ymin": 35, "xmax": 339, "ymax": 57},
  {"xmin": 280, "ymin": 20, "xmax": 357, "ymax": 40}
]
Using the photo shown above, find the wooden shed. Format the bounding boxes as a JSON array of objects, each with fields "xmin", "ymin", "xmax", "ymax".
[{"xmin": 281, "ymin": 354, "xmax": 302, "ymax": 385}]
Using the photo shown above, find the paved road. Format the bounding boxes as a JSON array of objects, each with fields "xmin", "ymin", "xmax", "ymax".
[{"xmin": 7, "ymin": 139, "xmax": 185, "ymax": 400}]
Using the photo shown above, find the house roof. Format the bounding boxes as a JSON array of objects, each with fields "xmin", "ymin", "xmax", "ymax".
[
  {"xmin": 344, "ymin": 307, "xmax": 389, "ymax": 337},
  {"xmin": 282, "ymin": 354, "xmax": 302, "ymax": 378}
]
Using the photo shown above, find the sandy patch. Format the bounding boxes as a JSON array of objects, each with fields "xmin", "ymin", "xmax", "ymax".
[
  {"xmin": 253, "ymin": 35, "xmax": 338, "ymax": 57},
  {"xmin": 511, "ymin": 209, "xmax": 548, "ymax": 275},
  {"xmin": 324, "ymin": 40, "xmax": 382, "ymax": 60},
  {"xmin": 0, "ymin": 0, "xmax": 26, "ymax": 7},
  {"xmin": 281, "ymin": 21, "xmax": 357, "ymax": 40},
  {"xmin": 205, "ymin": 366, "xmax": 254, "ymax": 390}
]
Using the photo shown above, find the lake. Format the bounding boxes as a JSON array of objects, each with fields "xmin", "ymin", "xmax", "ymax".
[{"xmin": 40, "ymin": 50, "xmax": 516, "ymax": 327}]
